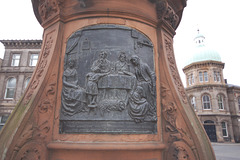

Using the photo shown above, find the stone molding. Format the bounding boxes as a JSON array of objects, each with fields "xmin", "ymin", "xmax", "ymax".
[{"xmin": 0, "ymin": 40, "xmax": 42, "ymax": 49}]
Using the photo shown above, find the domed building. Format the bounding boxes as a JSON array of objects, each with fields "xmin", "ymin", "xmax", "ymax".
[{"xmin": 183, "ymin": 31, "xmax": 240, "ymax": 143}]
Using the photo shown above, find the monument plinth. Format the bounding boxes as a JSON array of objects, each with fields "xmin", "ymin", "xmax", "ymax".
[{"xmin": 0, "ymin": 0, "xmax": 215, "ymax": 159}]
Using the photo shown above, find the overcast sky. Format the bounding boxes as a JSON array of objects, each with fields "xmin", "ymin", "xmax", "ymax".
[{"xmin": 0, "ymin": 0, "xmax": 240, "ymax": 86}]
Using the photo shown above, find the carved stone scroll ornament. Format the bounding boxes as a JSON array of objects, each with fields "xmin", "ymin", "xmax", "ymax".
[
  {"xmin": 15, "ymin": 142, "xmax": 47, "ymax": 160},
  {"xmin": 161, "ymin": 83, "xmax": 199, "ymax": 160},
  {"xmin": 38, "ymin": 0, "xmax": 64, "ymax": 21},
  {"xmin": 60, "ymin": 25, "xmax": 157, "ymax": 134},
  {"xmin": 164, "ymin": 38, "xmax": 188, "ymax": 104},
  {"xmin": 154, "ymin": 0, "xmax": 179, "ymax": 29},
  {"xmin": 24, "ymin": 33, "xmax": 54, "ymax": 105},
  {"xmin": 9, "ymin": 73, "xmax": 57, "ymax": 160}
]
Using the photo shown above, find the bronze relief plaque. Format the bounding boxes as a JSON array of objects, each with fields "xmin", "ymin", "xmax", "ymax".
[{"xmin": 59, "ymin": 25, "xmax": 157, "ymax": 134}]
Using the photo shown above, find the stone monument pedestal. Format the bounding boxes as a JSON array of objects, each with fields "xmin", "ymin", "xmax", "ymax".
[{"xmin": 0, "ymin": 0, "xmax": 215, "ymax": 159}]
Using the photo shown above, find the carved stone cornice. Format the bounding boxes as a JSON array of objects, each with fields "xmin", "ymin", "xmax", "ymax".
[
  {"xmin": 0, "ymin": 40, "xmax": 42, "ymax": 49},
  {"xmin": 183, "ymin": 60, "xmax": 225, "ymax": 73}
]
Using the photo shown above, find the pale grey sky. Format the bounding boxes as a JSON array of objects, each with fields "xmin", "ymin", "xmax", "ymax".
[{"xmin": 0, "ymin": 0, "xmax": 240, "ymax": 85}]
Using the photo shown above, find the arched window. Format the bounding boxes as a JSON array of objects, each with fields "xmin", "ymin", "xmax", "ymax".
[
  {"xmin": 199, "ymin": 72, "xmax": 203, "ymax": 82},
  {"xmin": 221, "ymin": 122, "xmax": 228, "ymax": 137},
  {"xmin": 202, "ymin": 94, "xmax": 211, "ymax": 110},
  {"xmin": 191, "ymin": 96, "xmax": 196, "ymax": 110},
  {"xmin": 217, "ymin": 94, "xmax": 224, "ymax": 110},
  {"xmin": 24, "ymin": 77, "xmax": 31, "ymax": 89},
  {"xmin": 5, "ymin": 78, "xmax": 16, "ymax": 99}
]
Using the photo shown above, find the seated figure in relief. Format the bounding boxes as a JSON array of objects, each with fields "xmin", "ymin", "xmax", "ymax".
[
  {"xmin": 115, "ymin": 52, "xmax": 130, "ymax": 74},
  {"xmin": 61, "ymin": 59, "xmax": 87, "ymax": 116},
  {"xmin": 128, "ymin": 86, "xmax": 151, "ymax": 123}
]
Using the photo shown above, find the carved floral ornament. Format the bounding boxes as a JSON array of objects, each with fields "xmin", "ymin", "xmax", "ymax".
[
  {"xmin": 149, "ymin": 0, "xmax": 179, "ymax": 29},
  {"xmin": 36, "ymin": 0, "xmax": 179, "ymax": 28},
  {"xmin": 161, "ymin": 83, "xmax": 199, "ymax": 160},
  {"xmin": 164, "ymin": 38, "xmax": 188, "ymax": 104},
  {"xmin": 24, "ymin": 33, "xmax": 54, "ymax": 105},
  {"xmin": 11, "ymin": 73, "xmax": 57, "ymax": 160},
  {"xmin": 38, "ymin": 0, "xmax": 64, "ymax": 21}
]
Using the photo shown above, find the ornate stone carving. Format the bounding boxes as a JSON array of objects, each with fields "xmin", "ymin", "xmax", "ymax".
[
  {"xmin": 24, "ymin": 34, "xmax": 54, "ymax": 105},
  {"xmin": 155, "ymin": 0, "xmax": 179, "ymax": 29},
  {"xmin": 11, "ymin": 73, "xmax": 57, "ymax": 160},
  {"xmin": 15, "ymin": 142, "xmax": 46, "ymax": 160},
  {"xmin": 38, "ymin": 0, "xmax": 59, "ymax": 21},
  {"xmin": 167, "ymin": 141, "xmax": 196, "ymax": 160},
  {"xmin": 161, "ymin": 83, "xmax": 199, "ymax": 160},
  {"xmin": 164, "ymin": 38, "xmax": 188, "ymax": 104},
  {"xmin": 60, "ymin": 25, "xmax": 157, "ymax": 134}
]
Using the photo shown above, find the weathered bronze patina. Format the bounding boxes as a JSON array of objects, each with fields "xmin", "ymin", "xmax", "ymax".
[{"xmin": 60, "ymin": 25, "xmax": 157, "ymax": 134}]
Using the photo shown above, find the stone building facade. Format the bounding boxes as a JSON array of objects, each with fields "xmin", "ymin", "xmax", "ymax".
[
  {"xmin": 183, "ymin": 32, "xmax": 240, "ymax": 143},
  {"xmin": 0, "ymin": 40, "xmax": 41, "ymax": 130}
]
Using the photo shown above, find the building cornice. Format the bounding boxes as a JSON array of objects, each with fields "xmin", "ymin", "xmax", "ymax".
[
  {"xmin": 0, "ymin": 40, "xmax": 42, "ymax": 49},
  {"xmin": 183, "ymin": 60, "xmax": 225, "ymax": 73},
  {"xmin": 185, "ymin": 84, "xmax": 227, "ymax": 91}
]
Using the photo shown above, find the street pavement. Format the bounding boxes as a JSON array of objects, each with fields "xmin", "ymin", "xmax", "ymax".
[{"xmin": 212, "ymin": 143, "xmax": 240, "ymax": 160}]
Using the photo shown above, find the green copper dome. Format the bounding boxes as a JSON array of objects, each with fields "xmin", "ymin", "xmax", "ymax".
[{"xmin": 185, "ymin": 31, "xmax": 221, "ymax": 66}]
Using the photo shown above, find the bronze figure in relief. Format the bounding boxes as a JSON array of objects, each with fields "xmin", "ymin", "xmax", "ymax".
[{"xmin": 60, "ymin": 25, "xmax": 157, "ymax": 134}]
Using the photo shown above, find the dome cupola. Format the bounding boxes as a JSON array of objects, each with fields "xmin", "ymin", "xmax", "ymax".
[{"xmin": 185, "ymin": 30, "xmax": 221, "ymax": 66}]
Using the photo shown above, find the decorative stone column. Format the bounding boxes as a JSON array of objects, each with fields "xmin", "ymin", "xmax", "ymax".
[{"xmin": 0, "ymin": 0, "xmax": 215, "ymax": 160}]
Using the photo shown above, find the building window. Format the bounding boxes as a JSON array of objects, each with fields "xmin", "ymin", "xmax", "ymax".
[
  {"xmin": 221, "ymin": 122, "xmax": 228, "ymax": 137},
  {"xmin": 188, "ymin": 75, "xmax": 191, "ymax": 86},
  {"xmin": 214, "ymin": 71, "xmax": 221, "ymax": 82},
  {"xmin": 0, "ymin": 115, "xmax": 9, "ymax": 130},
  {"xmin": 218, "ymin": 94, "xmax": 224, "ymax": 110},
  {"xmin": 24, "ymin": 77, "xmax": 31, "ymax": 89},
  {"xmin": 11, "ymin": 54, "xmax": 20, "ymax": 66},
  {"xmin": 191, "ymin": 96, "xmax": 196, "ymax": 110},
  {"xmin": 188, "ymin": 73, "xmax": 194, "ymax": 86},
  {"xmin": 199, "ymin": 72, "xmax": 203, "ymax": 82},
  {"xmin": 204, "ymin": 71, "xmax": 208, "ymax": 82},
  {"xmin": 29, "ymin": 54, "xmax": 39, "ymax": 66},
  {"xmin": 238, "ymin": 97, "xmax": 240, "ymax": 112},
  {"xmin": 202, "ymin": 94, "xmax": 211, "ymax": 110},
  {"xmin": 192, "ymin": 74, "xmax": 195, "ymax": 84},
  {"xmin": 4, "ymin": 78, "xmax": 16, "ymax": 99}
]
